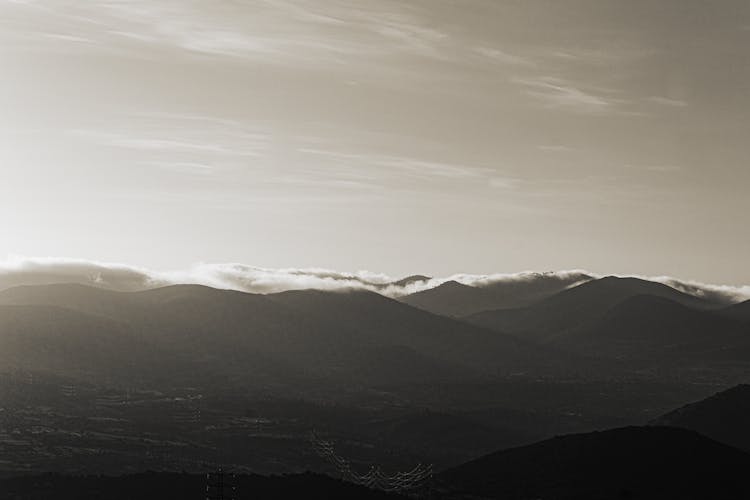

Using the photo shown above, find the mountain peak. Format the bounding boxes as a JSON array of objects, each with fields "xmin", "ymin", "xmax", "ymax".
[
  {"xmin": 439, "ymin": 280, "xmax": 473, "ymax": 290},
  {"xmin": 390, "ymin": 275, "xmax": 432, "ymax": 287}
]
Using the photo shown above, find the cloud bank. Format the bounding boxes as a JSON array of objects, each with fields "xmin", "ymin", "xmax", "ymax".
[{"xmin": 0, "ymin": 257, "xmax": 747, "ymax": 304}]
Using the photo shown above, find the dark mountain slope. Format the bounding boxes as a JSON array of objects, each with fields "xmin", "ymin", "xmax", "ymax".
[
  {"xmin": 0, "ymin": 285, "xmax": 455, "ymax": 386},
  {"xmin": 465, "ymin": 276, "xmax": 716, "ymax": 340},
  {"xmin": 0, "ymin": 283, "xmax": 282, "ymax": 327},
  {"xmin": 0, "ymin": 283, "xmax": 144, "ymax": 320},
  {"xmin": 0, "ymin": 283, "xmax": 576, "ymax": 388},
  {"xmin": 362, "ymin": 409, "xmax": 537, "ymax": 467},
  {"xmin": 440, "ymin": 426, "xmax": 750, "ymax": 500},
  {"xmin": 653, "ymin": 384, "xmax": 750, "ymax": 451},
  {"xmin": 0, "ymin": 284, "xmax": 374, "ymax": 358},
  {"xmin": 550, "ymin": 294, "xmax": 750, "ymax": 361},
  {"xmin": 399, "ymin": 280, "xmax": 501, "ymax": 317},
  {"xmin": 0, "ymin": 304, "xmax": 155, "ymax": 379},
  {"xmin": 400, "ymin": 272, "xmax": 592, "ymax": 317},
  {"xmin": 720, "ymin": 299, "xmax": 750, "ymax": 322},
  {"xmin": 265, "ymin": 288, "xmax": 556, "ymax": 375}
]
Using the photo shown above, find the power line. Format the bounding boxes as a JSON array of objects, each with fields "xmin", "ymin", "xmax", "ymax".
[{"xmin": 310, "ymin": 431, "xmax": 433, "ymax": 493}]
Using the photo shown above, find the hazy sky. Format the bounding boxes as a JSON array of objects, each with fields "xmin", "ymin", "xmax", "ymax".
[{"xmin": 1, "ymin": 0, "xmax": 749, "ymax": 284}]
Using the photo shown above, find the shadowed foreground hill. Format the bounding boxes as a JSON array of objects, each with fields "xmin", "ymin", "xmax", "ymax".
[
  {"xmin": 653, "ymin": 384, "xmax": 750, "ymax": 451},
  {"xmin": 439, "ymin": 426, "xmax": 750, "ymax": 500},
  {"xmin": 0, "ymin": 472, "xmax": 406, "ymax": 500},
  {"xmin": 360, "ymin": 409, "xmax": 538, "ymax": 466}
]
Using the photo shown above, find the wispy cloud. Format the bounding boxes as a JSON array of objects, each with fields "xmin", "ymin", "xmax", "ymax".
[
  {"xmin": 1, "ymin": 0, "xmax": 460, "ymax": 66},
  {"xmin": 623, "ymin": 164, "xmax": 683, "ymax": 173},
  {"xmin": 648, "ymin": 96, "xmax": 688, "ymax": 107},
  {"xmin": 473, "ymin": 46, "xmax": 534, "ymax": 66},
  {"xmin": 537, "ymin": 145, "xmax": 576, "ymax": 152},
  {"xmin": 488, "ymin": 177, "xmax": 521, "ymax": 189},
  {"xmin": 67, "ymin": 111, "xmax": 509, "ymax": 197},
  {"xmin": 40, "ymin": 33, "xmax": 94, "ymax": 43},
  {"xmin": 139, "ymin": 161, "xmax": 215, "ymax": 175},
  {"xmin": 68, "ymin": 112, "xmax": 270, "ymax": 176},
  {"xmin": 513, "ymin": 76, "xmax": 620, "ymax": 114},
  {"xmin": 295, "ymin": 147, "xmax": 494, "ymax": 185},
  {"xmin": 645, "ymin": 165, "xmax": 683, "ymax": 173},
  {"xmin": 72, "ymin": 131, "xmax": 258, "ymax": 156}
]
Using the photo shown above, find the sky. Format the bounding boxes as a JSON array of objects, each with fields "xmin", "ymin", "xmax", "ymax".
[{"xmin": 1, "ymin": 0, "xmax": 749, "ymax": 286}]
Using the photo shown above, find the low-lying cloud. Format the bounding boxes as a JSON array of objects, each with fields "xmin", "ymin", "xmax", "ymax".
[
  {"xmin": 647, "ymin": 276, "xmax": 750, "ymax": 305},
  {"xmin": 0, "ymin": 257, "xmax": 748, "ymax": 304}
]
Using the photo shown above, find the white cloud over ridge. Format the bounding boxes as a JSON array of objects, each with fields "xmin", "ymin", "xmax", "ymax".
[{"xmin": 0, "ymin": 256, "xmax": 748, "ymax": 304}]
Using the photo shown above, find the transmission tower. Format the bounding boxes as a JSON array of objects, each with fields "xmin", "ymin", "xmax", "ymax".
[{"xmin": 206, "ymin": 468, "xmax": 237, "ymax": 500}]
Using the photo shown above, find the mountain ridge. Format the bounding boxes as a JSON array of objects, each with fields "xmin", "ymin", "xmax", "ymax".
[
  {"xmin": 465, "ymin": 276, "xmax": 719, "ymax": 340},
  {"xmin": 400, "ymin": 272, "xmax": 593, "ymax": 317}
]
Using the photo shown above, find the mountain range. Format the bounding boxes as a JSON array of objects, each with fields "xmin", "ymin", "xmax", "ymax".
[
  {"xmin": 398, "ymin": 271, "xmax": 593, "ymax": 317},
  {"xmin": 1, "ymin": 274, "xmax": 750, "ymax": 497},
  {"xmin": 0, "ymin": 274, "xmax": 747, "ymax": 390},
  {"xmin": 464, "ymin": 276, "xmax": 720, "ymax": 337},
  {"xmin": 462, "ymin": 276, "xmax": 750, "ymax": 374}
]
